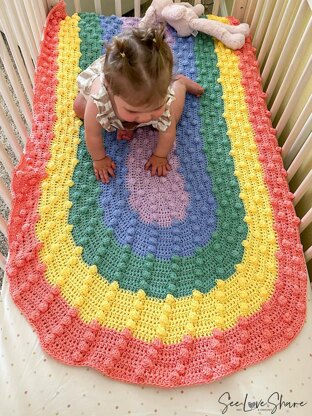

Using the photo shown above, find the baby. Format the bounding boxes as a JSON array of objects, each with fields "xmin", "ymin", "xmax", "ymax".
[{"xmin": 74, "ymin": 26, "xmax": 204, "ymax": 184}]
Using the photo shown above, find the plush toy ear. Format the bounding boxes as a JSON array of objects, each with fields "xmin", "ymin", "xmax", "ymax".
[
  {"xmin": 193, "ymin": 4, "xmax": 205, "ymax": 16},
  {"xmin": 139, "ymin": 6, "xmax": 157, "ymax": 29},
  {"xmin": 139, "ymin": 6, "xmax": 158, "ymax": 28},
  {"xmin": 162, "ymin": 4, "xmax": 186, "ymax": 21}
]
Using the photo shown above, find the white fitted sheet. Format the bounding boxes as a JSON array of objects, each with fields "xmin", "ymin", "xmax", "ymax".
[{"xmin": 1, "ymin": 275, "xmax": 312, "ymax": 416}]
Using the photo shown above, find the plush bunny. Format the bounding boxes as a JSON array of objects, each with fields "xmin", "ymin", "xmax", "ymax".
[{"xmin": 139, "ymin": 0, "xmax": 250, "ymax": 50}]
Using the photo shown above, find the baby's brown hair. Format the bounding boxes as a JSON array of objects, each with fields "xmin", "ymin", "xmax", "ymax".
[{"xmin": 104, "ymin": 26, "xmax": 173, "ymax": 107}]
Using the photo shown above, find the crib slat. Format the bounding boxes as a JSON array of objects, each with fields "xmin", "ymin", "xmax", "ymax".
[
  {"xmin": 0, "ymin": 35, "xmax": 33, "ymax": 128},
  {"xmin": 23, "ymin": 0, "xmax": 41, "ymax": 54},
  {"xmin": 0, "ymin": 106, "xmax": 24, "ymax": 161},
  {"xmin": 74, "ymin": 0, "xmax": 81, "ymax": 13},
  {"xmin": 305, "ymin": 246, "xmax": 312, "ymax": 263},
  {"xmin": 0, "ymin": 252, "xmax": 6, "ymax": 271},
  {"xmin": 0, "ymin": 142, "xmax": 14, "ymax": 179},
  {"xmin": 134, "ymin": 0, "xmax": 141, "ymax": 17},
  {"xmin": 287, "ymin": 132, "xmax": 312, "ymax": 182},
  {"xmin": 283, "ymin": 112, "xmax": 312, "ymax": 169},
  {"xmin": 41, "ymin": 0, "xmax": 49, "ymax": 14},
  {"xmin": 0, "ymin": 215, "xmax": 8, "ymax": 239},
  {"xmin": 0, "ymin": 71, "xmax": 28, "ymax": 146},
  {"xmin": 249, "ymin": 0, "xmax": 263, "ymax": 41},
  {"xmin": 13, "ymin": 0, "xmax": 39, "ymax": 63},
  {"xmin": 251, "ymin": 0, "xmax": 275, "ymax": 50},
  {"xmin": 257, "ymin": 0, "xmax": 284, "ymax": 70},
  {"xmin": 293, "ymin": 169, "xmax": 312, "ymax": 207},
  {"xmin": 231, "ymin": 0, "xmax": 249, "ymax": 21},
  {"xmin": 266, "ymin": 1, "xmax": 307, "ymax": 103},
  {"xmin": 275, "ymin": 54, "xmax": 312, "ymax": 134},
  {"xmin": 0, "ymin": 178, "xmax": 12, "ymax": 209},
  {"xmin": 94, "ymin": 0, "xmax": 102, "ymax": 14},
  {"xmin": 282, "ymin": 96, "xmax": 312, "ymax": 162},
  {"xmin": 270, "ymin": 21, "xmax": 312, "ymax": 121},
  {"xmin": 31, "ymin": 0, "xmax": 48, "ymax": 40},
  {"xmin": 4, "ymin": 1, "xmax": 36, "ymax": 84},
  {"xmin": 0, "ymin": 12, "xmax": 34, "ymax": 104},
  {"xmin": 115, "ymin": 0, "xmax": 122, "ymax": 17},
  {"xmin": 300, "ymin": 207, "xmax": 312, "ymax": 234},
  {"xmin": 243, "ymin": 0, "xmax": 257, "ymax": 23},
  {"xmin": 261, "ymin": 0, "xmax": 298, "ymax": 86},
  {"xmin": 212, "ymin": 0, "xmax": 221, "ymax": 15}
]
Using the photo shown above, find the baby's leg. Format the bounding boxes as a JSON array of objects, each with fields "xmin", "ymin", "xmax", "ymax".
[
  {"xmin": 171, "ymin": 75, "xmax": 204, "ymax": 122},
  {"xmin": 73, "ymin": 93, "xmax": 87, "ymax": 120}
]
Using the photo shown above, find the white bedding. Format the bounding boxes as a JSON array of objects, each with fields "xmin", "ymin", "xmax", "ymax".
[{"xmin": 1, "ymin": 275, "xmax": 312, "ymax": 416}]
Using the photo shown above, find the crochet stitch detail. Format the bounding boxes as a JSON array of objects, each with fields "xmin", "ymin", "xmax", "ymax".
[{"xmin": 6, "ymin": 2, "xmax": 307, "ymax": 388}]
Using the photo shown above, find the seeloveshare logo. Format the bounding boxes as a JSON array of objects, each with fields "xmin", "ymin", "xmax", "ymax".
[{"xmin": 218, "ymin": 391, "xmax": 307, "ymax": 414}]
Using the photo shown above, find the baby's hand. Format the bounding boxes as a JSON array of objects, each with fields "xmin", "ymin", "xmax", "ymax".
[
  {"xmin": 145, "ymin": 154, "xmax": 171, "ymax": 177},
  {"xmin": 93, "ymin": 156, "xmax": 116, "ymax": 184}
]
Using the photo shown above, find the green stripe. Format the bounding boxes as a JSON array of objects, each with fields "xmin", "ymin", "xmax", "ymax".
[{"xmin": 194, "ymin": 32, "xmax": 247, "ymax": 278}]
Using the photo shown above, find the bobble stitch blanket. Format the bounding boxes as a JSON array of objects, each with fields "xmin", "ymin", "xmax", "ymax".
[{"xmin": 7, "ymin": 1, "xmax": 307, "ymax": 387}]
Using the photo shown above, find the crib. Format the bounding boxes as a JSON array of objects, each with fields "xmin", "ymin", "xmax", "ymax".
[{"xmin": 0, "ymin": 0, "xmax": 312, "ymax": 414}]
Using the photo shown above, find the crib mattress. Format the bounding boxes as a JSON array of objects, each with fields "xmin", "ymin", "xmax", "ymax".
[{"xmin": 4, "ymin": 0, "xmax": 309, "ymax": 392}]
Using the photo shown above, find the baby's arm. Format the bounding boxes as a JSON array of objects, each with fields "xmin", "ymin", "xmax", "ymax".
[
  {"xmin": 145, "ymin": 75, "xmax": 205, "ymax": 177},
  {"xmin": 145, "ymin": 77, "xmax": 186, "ymax": 177},
  {"xmin": 84, "ymin": 81, "xmax": 116, "ymax": 184},
  {"xmin": 145, "ymin": 120, "xmax": 176, "ymax": 176},
  {"xmin": 84, "ymin": 97, "xmax": 105, "ymax": 159}
]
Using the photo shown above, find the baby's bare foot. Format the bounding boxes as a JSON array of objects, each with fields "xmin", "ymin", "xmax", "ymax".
[{"xmin": 175, "ymin": 74, "xmax": 205, "ymax": 97}]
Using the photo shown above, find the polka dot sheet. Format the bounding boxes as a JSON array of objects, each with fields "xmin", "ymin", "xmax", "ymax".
[{"xmin": 1, "ymin": 277, "xmax": 312, "ymax": 415}]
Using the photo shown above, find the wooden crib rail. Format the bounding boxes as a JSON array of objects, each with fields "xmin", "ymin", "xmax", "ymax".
[
  {"xmin": 46, "ymin": 0, "xmax": 218, "ymax": 17},
  {"xmin": 46, "ymin": 0, "xmax": 144, "ymax": 16},
  {"xmin": 0, "ymin": 0, "xmax": 311, "ymax": 276}
]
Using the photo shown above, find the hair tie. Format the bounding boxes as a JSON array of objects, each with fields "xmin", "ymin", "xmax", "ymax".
[{"xmin": 120, "ymin": 51, "xmax": 125, "ymax": 58}]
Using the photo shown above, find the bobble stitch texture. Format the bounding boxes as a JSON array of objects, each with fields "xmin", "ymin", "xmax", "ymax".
[{"xmin": 6, "ymin": 6, "xmax": 307, "ymax": 388}]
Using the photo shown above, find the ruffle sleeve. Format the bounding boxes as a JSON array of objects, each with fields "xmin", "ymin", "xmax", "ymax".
[{"xmin": 77, "ymin": 56, "xmax": 105, "ymax": 99}]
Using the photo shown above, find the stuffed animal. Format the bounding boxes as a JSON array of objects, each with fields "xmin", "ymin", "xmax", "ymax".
[{"xmin": 139, "ymin": 0, "xmax": 250, "ymax": 50}]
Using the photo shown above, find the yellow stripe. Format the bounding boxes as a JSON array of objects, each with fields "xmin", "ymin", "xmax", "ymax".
[{"xmin": 36, "ymin": 15, "xmax": 278, "ymax": 344}]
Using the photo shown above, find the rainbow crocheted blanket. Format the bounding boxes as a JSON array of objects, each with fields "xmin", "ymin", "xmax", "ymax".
[{"xmin": 7, "ymin": 2, "xmax": 307, "ymax": 387}]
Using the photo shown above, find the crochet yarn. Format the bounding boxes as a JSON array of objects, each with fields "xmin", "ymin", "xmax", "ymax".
[{"xmin": 7, "ymin": 1, "xmax": 307, "ymax": 387}]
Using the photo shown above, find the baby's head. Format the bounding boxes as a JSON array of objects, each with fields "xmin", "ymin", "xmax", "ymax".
[{"xmin": 104, "ymin": 26, "xmax": 173, "ymax": 124}]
